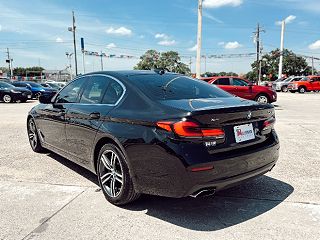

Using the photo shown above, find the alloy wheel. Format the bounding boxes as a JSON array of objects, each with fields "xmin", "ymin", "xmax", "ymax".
[
  {"xmin": 99, "ymin": 150, "xmax": 124, "ymax": 198},
  {"xmin": 257, "ymin": 95, "xmax": 268, "ymax": 104},
  {"xmin": 28, "ymin": 120, "xmax": 38, "ymax": 150},
  {"xmin": 3, "ymin": 94, "xmax": 12, "ymax": 103}
]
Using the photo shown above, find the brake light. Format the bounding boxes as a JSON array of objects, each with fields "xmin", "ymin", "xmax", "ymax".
[
  {"xmin": 156, "ymin": 121, "xmax": 173, "ymax": 132},
  {"xmin": 157, "ymin": 120, "xmax": 225, "ymax": 138}
]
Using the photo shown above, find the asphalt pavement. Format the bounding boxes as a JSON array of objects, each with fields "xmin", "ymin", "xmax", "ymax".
[{"xmin": 0, "ymin": 92, "xmax": 319, "ymax": 240}]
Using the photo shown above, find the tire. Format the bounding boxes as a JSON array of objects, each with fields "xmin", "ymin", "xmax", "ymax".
[
  {"xmin": 27, "ymin": 118, "xmax": 46, "ymax": 153},
  {"xmin": 3, "ymin": 94, "xmax": 12, "ymax": 103},
  {"xmin": 298, "ymin": 86, "xmax": 306, "ymax": 94},
  {"xmin": 255, "ymin": 94, "xmax": 270, "ymax": 104},
  {"xmin": 281, "ymin": 86, "xmax": 288, "ymax": 92},
  {"xmin": 97, "ymin": 144, "xmax": 140, "ymax": 205}
]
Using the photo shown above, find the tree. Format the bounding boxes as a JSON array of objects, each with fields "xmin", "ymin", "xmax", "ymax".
[
  {"xmin": 134, "ymin": 50, "xmax": 191, "ymax": 75},
  {"xmin": 13, "ymin": 67, "xmax": 45, "ymax": 76},
  {"xmin": 250, "ymin": 49, "xmax": 313, "ymax": 81}
]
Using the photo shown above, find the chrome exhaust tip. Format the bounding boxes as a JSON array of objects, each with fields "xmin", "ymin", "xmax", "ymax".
[{"xmin": 190, "ymin": 188, "xmax": 216, "ymax": 198}]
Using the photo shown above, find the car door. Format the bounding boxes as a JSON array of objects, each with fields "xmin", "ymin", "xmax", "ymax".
[
  {"xmin": 36, "ymin": 77, "xmax": 86, "ymax": 151},
  {"xmin": 212, "ymin": 78, "xmax": 233, "ymax": 93},
  {"xmin": 65, "ymin": 74, "xmax": 125, "ymax": 165},
  {"xmin": 231, "ymin": 78, "xmax": 251, "ymax": 99},
  {"xmin": 312, "ymin": 77, "xmax": 320, "ymax": 91}
]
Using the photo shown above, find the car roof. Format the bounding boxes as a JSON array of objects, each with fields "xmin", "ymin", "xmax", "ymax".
[{"xmin": 85, "ymin": 70, "xmax": 180, "ymax": 77}]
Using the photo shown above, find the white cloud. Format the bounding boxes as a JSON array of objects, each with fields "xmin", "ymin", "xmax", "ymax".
[
  {"xmin": 155, "ymin": 33, "xmax": 175, "ymax": 46},
  {"xmin": 276, "ymin": 15, "xmax": 296, "ymax": 25},
  {"xmin": 155, "ymin": 33, "xmax": 169, "ymax": 39},
  {"xmin": 106, "ymin": 27, "xmax": 132, "ymax": 36},
  {"xmin": 139, "ymin": 35, "xmax": 145, "ymax": 39},
  {"xmin": 224, "ymin": 41, "xmax": 243, "ymax": 49},
  {"xmin": 106, "ymin": 43, "xmax": 117, "ymax": 49},
  {"xmin": 309, "ymin": 40, "xmax": 320, "ymax": 50},
  {"xmin": 188, "ymin": 44, "xmax": 198, "ymax": 51},
  {"xmin": 55, "ymin": 37, "xmax": 63, "ymax": 43},
  {"xmin": 0, "ymin": 24, "xmax": 2, "ymax": 31},
  {"xmin": 158, "ymin": 40, "xmax": 176, "ymax": 46},
  {"xmin": 203, "ymin": 0, "xmax": 243, "ymax": 8},
  {"xmin": 218, "ymin": 41, "xmax": 225, "ymax": 46}
]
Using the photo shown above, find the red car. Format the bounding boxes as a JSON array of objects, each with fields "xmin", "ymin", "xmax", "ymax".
[
  {"xmin": 287, "ymin": 75, "xmax": 320, "ymax": 93},
  {"xmin": 202, "ymin": 76, "xmax": 277, "ymax": 104}
]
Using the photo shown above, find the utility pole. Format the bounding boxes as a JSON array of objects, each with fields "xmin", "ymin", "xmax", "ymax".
[
  {"xmin": 100, "ymin": 51, "xmax": 104, "ymax": 71},
  {"xmin": 189, "ymin": 57, "xmax": 192, "ymax": 72},
  {"xmin": 278, "ymin": 20, "xmax": 285, "ymax": 80},
  {"xmin": 69, "ymin": 11, "xmax": 78, "ymax": 75},
  {"xmin": 6, "ymin": 48, "xmax": 13, "ymax": 79},
  {"xmin": 196, "ymin": 0, "xmax": 203, "ymax": 78},
  {"xmin": 253, "ymin": 23, "xmax": 265, "ymax": 85},
  {"xmin": 312, "ymin": 56, "xmax": 314, "ymax": 75}
]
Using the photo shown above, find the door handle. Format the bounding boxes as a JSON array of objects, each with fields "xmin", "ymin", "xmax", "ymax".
[{"xmin": 89, "ymin": 112, "xmax": 101, "ymax": 119}]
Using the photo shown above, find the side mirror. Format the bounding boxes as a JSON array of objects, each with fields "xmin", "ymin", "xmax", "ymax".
[{"xmin": 39, "ymin": 92, "xmax": 55, "ymax": 104}]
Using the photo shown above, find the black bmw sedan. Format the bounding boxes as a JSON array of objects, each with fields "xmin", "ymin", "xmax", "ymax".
[
  {"xmin": 27, "ymin": 70, "xmax": 279, "ymax": 205},
  {"xmin": 0, "ymin": 81, "xmax": 32, "ymax": 103}
]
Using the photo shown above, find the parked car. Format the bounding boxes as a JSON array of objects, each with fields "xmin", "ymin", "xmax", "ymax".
[
  {"xmin": 272, "ymin": 76, "xmax": 304, "ymax": 92},
  {"xmin": 204, "ymin": 76, "xmax": 277, "ymax": 103},
  {"xmin": 27, "ymin": 70, "xmax": 279, "ymax": 205},
  {"xmin": 11, "ymin": 81, "xmax": 57, "ymax": 98},
  {"xmin": 0, "ymin": 82, "xmax": 32, "ymax": 103},
  {"xmin": 0, "ymin": 78, "xmax": 13, "ymax": 84},
  {"xmin": 41, "ymin": 82, "xmax": 62, "ymax": 91},
  {"xmin": 287, "ymin": 76, "xmax": 320, "ymax": 93}
]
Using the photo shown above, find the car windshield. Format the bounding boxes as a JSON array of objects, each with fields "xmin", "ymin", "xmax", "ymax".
[
  {"xmin": 129, "ymin": 74, "xmax": 232, "ymax": 100},
  {"xmin": 0, "ymin": 82, "xmax": 14, "ymax": 89}
]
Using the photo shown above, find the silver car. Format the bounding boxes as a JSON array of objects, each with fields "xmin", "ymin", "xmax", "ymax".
[{"xmin": 272, "ymin": 76, "xmax": 304, "ymax": 92}]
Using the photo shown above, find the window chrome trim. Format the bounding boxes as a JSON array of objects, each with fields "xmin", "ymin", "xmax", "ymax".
[{"xmin": 61, "ymin": 73, "xmax": 126, "ymax": 106}]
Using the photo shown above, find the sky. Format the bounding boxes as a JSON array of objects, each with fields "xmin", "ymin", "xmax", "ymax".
[{"xmin": 1, "ymin": 0, "xmax": 320, "ymax": 74}]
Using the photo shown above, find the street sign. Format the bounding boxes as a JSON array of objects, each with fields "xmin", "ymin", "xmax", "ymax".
[{"xmin": 81, "ymin": 38, "xmax": 84, "ymax": 52}]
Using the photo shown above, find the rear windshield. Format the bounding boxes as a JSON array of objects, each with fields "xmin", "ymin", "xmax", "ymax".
[{"xmin": 129, "ymin": 74, "xmax": 232, "ymax": 100}]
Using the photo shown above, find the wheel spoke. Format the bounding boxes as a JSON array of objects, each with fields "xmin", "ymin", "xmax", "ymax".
[
  {"xmin": 101, "ymin": 172, "xmax": 112, "ymax": 185},
  {"xmin": 110, "ymin": 152, "xmax": 116, "ymax": 168},
  {"xmin": 110, "ymin": 178, "xmax": 116, "ymax": 197},
  {"xmin": 115, "ymin": 171, "xmax": 123, "ymax": 184},
  {"xmin": 101, "ymin": 154, "xmax": 112, "ymax": 170}
]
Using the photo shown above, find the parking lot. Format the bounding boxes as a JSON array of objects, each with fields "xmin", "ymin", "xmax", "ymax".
[{"xmin": 0, "ymin": 92, "xmax": 319, "ymax": 240}]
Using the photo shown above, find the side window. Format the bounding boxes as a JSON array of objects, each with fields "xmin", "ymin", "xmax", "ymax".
[
  {"xmin": 216, "ymin": 78, "xmax": 230, "ymax": 85},
  {"xmin": 80, "ymin": 76, "xmax": 110, "ymax": 104},
  {"xmin": 102, "ymin": 80, "xmax": 124, "ymax": 104},
  {"xmin": 233, "ymin": 78, "xmax": 248, "ymax": 86},
  {"xmin": 56, "ymin": 77, "xmax": 86, "ymax": 103}
]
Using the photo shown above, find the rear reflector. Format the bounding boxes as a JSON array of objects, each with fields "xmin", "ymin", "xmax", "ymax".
[
  {"xmin": 157, "ymin": 120, "xmax": 225, "ymax": 138},
  {"xmin": 191, "ymin": 165, "xmax": 214, "ymax": 172}
]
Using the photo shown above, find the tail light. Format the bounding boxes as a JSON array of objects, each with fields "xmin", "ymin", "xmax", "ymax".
[
  {"xmin": 263, "ymin": 118, "xmax": 276, "ymax": 130},
  {"xmin": 157, "ymin": 120, "xmax": 225, "ymax": 139}
]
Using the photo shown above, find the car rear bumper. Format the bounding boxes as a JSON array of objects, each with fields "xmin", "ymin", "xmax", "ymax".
[{"xmin": 128, "ymin": 130, "xmax": 280, "ymax": 198}]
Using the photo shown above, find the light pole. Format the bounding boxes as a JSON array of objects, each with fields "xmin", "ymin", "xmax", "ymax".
[
  {"xmin": 278, "ymin": 20, "xmax": 285, "ymax": 79},
  {"xmin": 196, "ymin": 0, "xmax": 203, "ymax": 78},
  {"xmin": 68, "ymin": 11, "xmax": 78, "ymax": 75}
]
